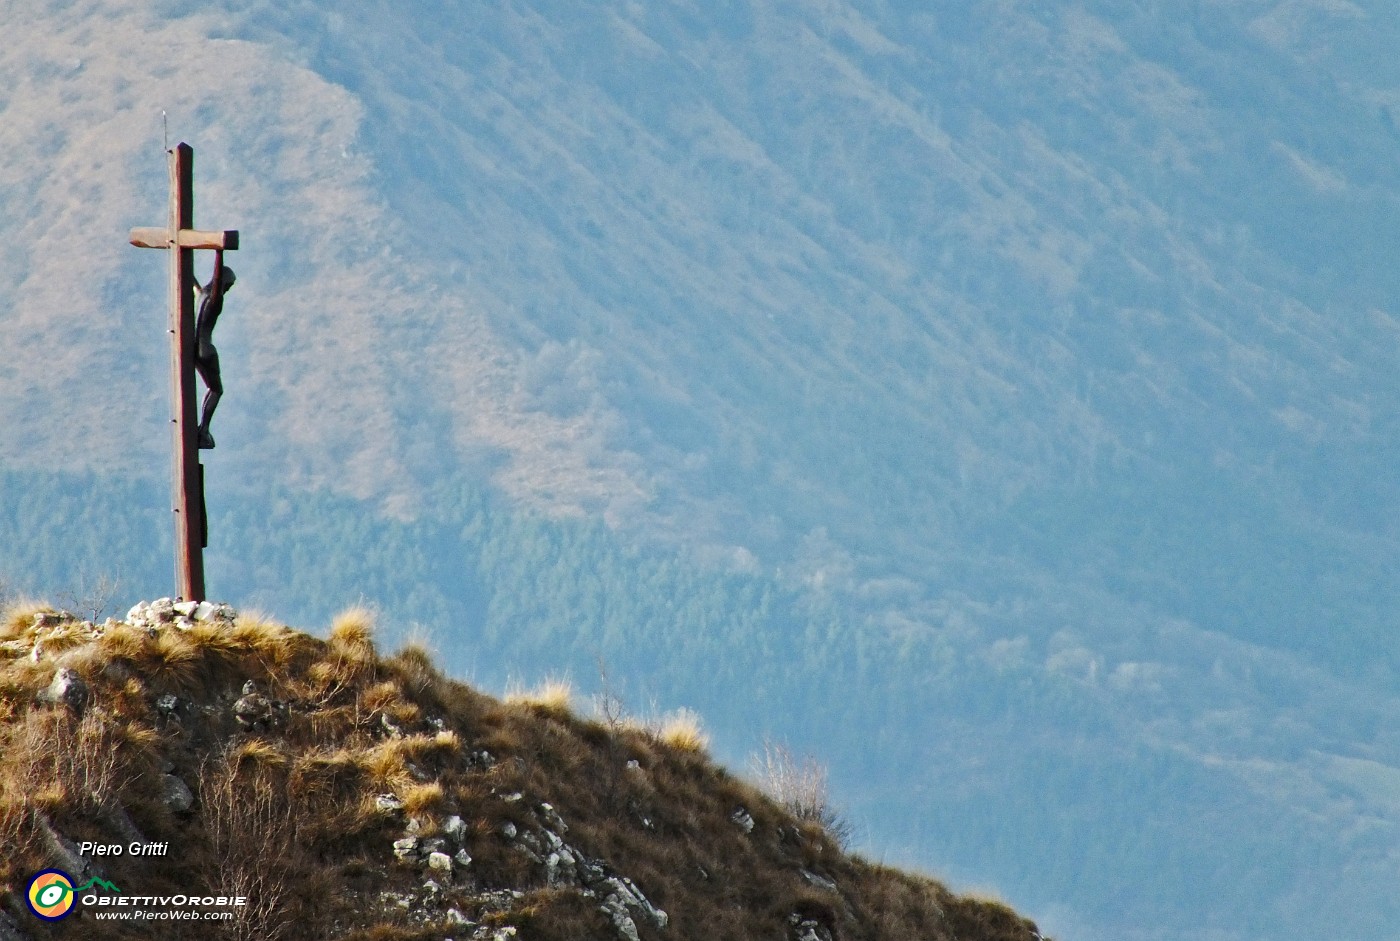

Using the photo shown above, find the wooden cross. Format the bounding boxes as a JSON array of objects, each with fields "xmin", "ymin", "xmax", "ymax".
[{"xmin": 129, "ymin": 142, "xmax": 239, "ymax": 603}]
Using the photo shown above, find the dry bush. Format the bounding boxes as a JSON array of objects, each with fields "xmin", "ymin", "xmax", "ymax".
[
  {"xmin": 55, "ymin": 572, "xmax": 121, "ymax": 623},
  {"xmin": 750, "ymin": 739, "xmax": 852, "ymax": 848},
  {"xmin": 0, "ymin": 704, "xmax": 151, "ymax": 884},
  {"xmin": 198, "ymin": 744, "xmax": 307, "ymax": 941},
  {"xmin": 11, "ymin": 706, "xmax": 143, "ymax": 811}
]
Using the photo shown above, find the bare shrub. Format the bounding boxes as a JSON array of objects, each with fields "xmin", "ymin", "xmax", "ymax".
[
  {"xmin": 56, "ymin": 572, "xmax": 121, "ymax": 623},
  {"xmin": 198, "ymin": 744, "xmax": 305, "ymax": 941},
  {"xmin": 0, "ymin": 705, "xmax": 145, "ymax": 884},
  {"xmin": 3, "ymin": 706, "xmax": 138, "ymax": 813},
  {"xmin": 750, "ymin": 739, "xmax": 852, "ymax": 848}
]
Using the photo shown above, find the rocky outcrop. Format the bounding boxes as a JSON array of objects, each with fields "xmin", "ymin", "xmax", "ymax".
[
  {"xmin": 1, "ymin": 601, "xmax": 1048, "ymax": 941},
  {"xmin": 0, "ymin": 907, "xmax": 29, "ymax": 941},
  {"xmin": 380, "ymin": 778, "xmax": 667, "ymax": 940},
  {"xmin": 232, "ymin": 679, "xmax": 288, "ymax": 731},
  {"xmin": 39, "ymin": 667, "xmax": 88, "ymax": 714}
]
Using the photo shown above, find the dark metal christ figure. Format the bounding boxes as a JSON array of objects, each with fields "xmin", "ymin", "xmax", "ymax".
[{"xmin": 194, "ymin": 250, "xmax": 235, "ymax": 449}]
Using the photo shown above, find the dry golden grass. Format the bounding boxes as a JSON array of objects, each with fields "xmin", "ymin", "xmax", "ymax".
[
  {"xmin": 400, "ymin": 781, "xmax": 446, "ymax": 815},
  {"xmin": 657, "ymin": 707, "xmax": 709, "ymax": 752},
  {"xmin": 0, "ymin": 601, "xmax": 1049, "ymax": 941},
  {"xmin": 361, "ymin": 679, "xmax": 404, "ymax": 712},
  {"xmin": 229, "ymin": 611, "xmax": 300, "ymax": 669},
  {"xmin": 389, "ymin": 636, "xmax": 440, "ymax": 690},
  {"xmin": 506, "ymin": 675, "xmax": 575, "ymax": 714},
  {"xmin": 330, "ymin": 605, "xmax": 377, "ymax": 654},
  {"xmin": 150, "ymin": 627, "xmax": 201, "ymax": 690},
  {"xmin": 0, "ymin": 600, "xmax": 49, "ymax": 639},
  {"xmin": 385, "ymin": 698, "xmax": 422, "ymax": 726},
  {"xmin": 231, "ymin": 738, "xmax": 291, "ymax": 768},
  {"xmin": 53, "ymin": 640, "xmax": 112, "ymax": 681},
  {"xmin": 358, "ymin": 741, "xmax": 413, "ymax": 789},
  {"xmin": 187, "ymin": 617, "xmax": 249, "ymax": 660},
  {"xmin": 97, "ymin": 620, "xmax": 156, "ymax": 661}
]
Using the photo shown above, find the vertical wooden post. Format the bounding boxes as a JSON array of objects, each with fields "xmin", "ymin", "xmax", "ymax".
[
  {"xmin": 168, "ymin": 143, "xmax": 205, "ymax": 602},
  {"xmin": 131, "ymin": 144, "xmax": 237, "ymax": 603}
]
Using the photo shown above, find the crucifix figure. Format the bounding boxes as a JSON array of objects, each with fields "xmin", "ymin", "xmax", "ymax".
[
  {"xmin": 195, "ymin": 251, "xmax": 235, "ymax": 449},
  {"xmin": 129, "ymin": 142, "xmax": 240, "ymax": 602}
]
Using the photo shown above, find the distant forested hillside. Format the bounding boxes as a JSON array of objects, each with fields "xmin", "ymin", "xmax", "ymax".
[
  {"xmin": 5, "ymin": 469, "xmax": 1396, "ymax": 940},
  {"xmin": 6, "ymin": 1, "xmax": 1400, "ymax": 938}
]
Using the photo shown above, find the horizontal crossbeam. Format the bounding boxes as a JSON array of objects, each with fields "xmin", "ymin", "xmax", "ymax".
[{"xmin": 129, "ymin": 227, "xmax": 240, "ymax": 251}]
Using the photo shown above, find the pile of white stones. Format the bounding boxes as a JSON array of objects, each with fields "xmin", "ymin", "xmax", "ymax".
[{"xmin": 126, "ymin": 597, "xmax": 236, "ymax": 631}]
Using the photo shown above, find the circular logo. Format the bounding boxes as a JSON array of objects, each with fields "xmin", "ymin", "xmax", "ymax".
[{"xmin": 26, "ymin": 869, "xmax": 76, "ymax": 921}]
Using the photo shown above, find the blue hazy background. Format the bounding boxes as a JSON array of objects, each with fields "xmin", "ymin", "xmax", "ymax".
[{"xmin": 2, "ymin": 2, "xmax": 1398, "ymax": 939}]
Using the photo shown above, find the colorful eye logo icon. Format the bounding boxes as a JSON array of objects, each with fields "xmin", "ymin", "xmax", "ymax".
[{"xmin": 26, "ymin": 870, "xmax": 76, "ymax": 920}]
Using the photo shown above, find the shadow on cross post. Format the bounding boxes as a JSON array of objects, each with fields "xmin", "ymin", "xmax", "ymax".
[{"xmin": 129, "ymin": 142, "xmax": 239, "ymax": 603}]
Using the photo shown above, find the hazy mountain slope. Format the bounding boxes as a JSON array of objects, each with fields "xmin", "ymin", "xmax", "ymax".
[
  {"xmin": 211, "ymin": 0, "xmax": 1400, "ymax": 668},
  {"xmin": 4, "ymin": 1, "xmax": 1400, "ymax": 940},
  {"xmin": 5, "ymin": 469, "xmax": 1399, "ymax": 941},
  {"xmin": 0, "ymin": 0, "xmax": 646, "ymax": 515}
]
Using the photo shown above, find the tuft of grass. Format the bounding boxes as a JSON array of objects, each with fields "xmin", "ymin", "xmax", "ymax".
[
  {"xmin": 306, "ymin": 607, "xmax": 380, "ymax": 704},
  {"xmin": 505, "ymin": 676, "xmax": 574, "ymax": 714},
  {"xmin": 388, "ymin": 639, "xmax": 441, "ymax": 697},
  {"xmin": 229, "ymin": 612, "xmax": 299, "ymax": 669},
  {"xmin": 186, "ymin": 618, "xmax": 247, "ymax": 661},
  {"xmin": 329, "ymin": 606, "xmax": 377, "ymax": 658},
  {"xmin": 400, "ymin": 781, "xmax": 446, "ymax": 816},
  {"xmin": 359, "ymin": 740, "xmax": 412, "ymax": 789},
  {"xmin": 230, "ymin": 739, "xmax": 290, "ymax": 769},
  {"xmin": 393, "ymin": 731, "xmax": 460, "ymax": 765},
  {"xmin": 149, "ymin": 628, "xmax": 201, "ymax": 691},
  {"xmin": 291, "ymin": 748, "xmax": 363, "ymax": 804},
  {"xmin": 361, "ymin": 680, "xmax": 405, "ymax": 715},
  {"xmin": 1, "ymin": 601, "xmax": 50, "ymax": 640},
  {"xmin": 97, "ymin": 621, "xmax": 155, "ymax": 662},
  {"xmin": 656, "ymin": 707, "xmax": 709, "ymax": 752}
]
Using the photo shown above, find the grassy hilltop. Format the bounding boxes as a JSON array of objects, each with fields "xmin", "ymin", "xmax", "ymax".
[{"xmin": 0, "ymin": 601, "xmax": 1046, "ymax": 941}]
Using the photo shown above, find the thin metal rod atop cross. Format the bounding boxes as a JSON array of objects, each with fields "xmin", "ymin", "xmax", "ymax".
[{"xmin": 129, "ymin": 143, "xmax": 239, "ymax": 602}]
